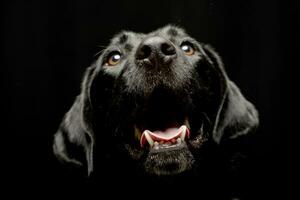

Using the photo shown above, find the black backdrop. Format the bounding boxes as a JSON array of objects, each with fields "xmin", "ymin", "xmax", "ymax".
[{"xmin": 2, "ymin": 0, "xmax": 298, "ymax": 198}]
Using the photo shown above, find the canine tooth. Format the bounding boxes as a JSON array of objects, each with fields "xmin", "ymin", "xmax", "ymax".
[
  {"xmin": 180, "ymin": 125, "xmax": 187, "ymax": 141},
  {"xmin": 177, "ymin": 138, "xmax": 182, "ymax": 144},
  {"xmin": 154, "ymin": 142, "xmax": 159, "ymax": 149},
  {"xmin": 144, "ymin": 131, "xmax": 154, "ymax": 147}
]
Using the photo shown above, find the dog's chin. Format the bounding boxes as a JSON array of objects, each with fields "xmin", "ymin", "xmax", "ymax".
[{"xmin": 144, "ymin": 142, "xmax": 194, "ymax": 176}]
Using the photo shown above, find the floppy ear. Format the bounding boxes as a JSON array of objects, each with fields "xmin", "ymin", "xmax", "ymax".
[
  {"xmin": 53, "ymin": 65, "xmax": 96, "ymax": 176},
  {"xmin": 201, "ymin": 45, "xmax": 259, "ymax": 144}
]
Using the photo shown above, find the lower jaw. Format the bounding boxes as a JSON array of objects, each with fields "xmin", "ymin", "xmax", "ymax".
[
  {"xmin": 144, "ymin": 143, "xmax": 194, "ymax": 176},
  {"xmin": 148, "ymin": 140, "xmax": 186, "ymax": 153}
]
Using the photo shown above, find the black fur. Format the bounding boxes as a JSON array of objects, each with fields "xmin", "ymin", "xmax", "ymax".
[{"xmin": 53, "ymin": 25, "xmax": 259, "ymax": 184}]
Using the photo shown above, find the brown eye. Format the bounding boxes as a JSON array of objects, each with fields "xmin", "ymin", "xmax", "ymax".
[
  {"xmin": 106, "ymin": 52, "xmax": 122, "ymax": 66},
  {"xmin": 180, "ymin": 43, "xmax": 195, "ymax": 56}
]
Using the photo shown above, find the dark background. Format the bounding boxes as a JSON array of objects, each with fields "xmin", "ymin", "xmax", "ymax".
[{"xmin": 2, "ymin": 0, "xmax": 298, "ymax": 198}]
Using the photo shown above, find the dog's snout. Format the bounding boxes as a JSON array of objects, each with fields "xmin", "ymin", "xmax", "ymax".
[{"xmin": 135, "ymin": 36, "xmax": 176, "ymax": 65}]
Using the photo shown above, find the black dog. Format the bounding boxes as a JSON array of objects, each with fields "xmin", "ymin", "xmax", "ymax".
[{"xmin": 53, "ymin": 25, "xmax": 258, "ymax": 182}]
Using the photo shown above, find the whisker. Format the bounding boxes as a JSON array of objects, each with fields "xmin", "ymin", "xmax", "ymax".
[
  {"xmin": 94, "ymin": 48, "xmax": 105, "ymax": 57},
  {"xmin": 94, "ymin": 44, "xmax": 108, "ymax": 57},
  {"xmin": 97, "ymin": 45, "xmax": 108, "ymax": 48},
  {"xmin": 201, "ymin": 112, "xmax": 211, "ymax": 126}
]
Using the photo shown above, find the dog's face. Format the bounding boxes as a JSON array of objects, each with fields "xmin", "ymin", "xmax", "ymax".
[
  {"xmin": 96, "ymin": 26, "xmax": 225, "ymax": 175},
  {"xmin": 53, "ymin": 25, "xmax": 259, "ymax": 176}
]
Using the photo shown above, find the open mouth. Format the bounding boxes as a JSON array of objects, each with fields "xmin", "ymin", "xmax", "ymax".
[
  {"xmin": 130, "ymin": 87, "xmax": 207, "ymax": 157},
  {"xmin": 135, "ymin": 118, "xmax": 192, "ymax": 151}
]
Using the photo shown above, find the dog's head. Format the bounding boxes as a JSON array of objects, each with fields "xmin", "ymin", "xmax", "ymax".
[{"xmin": 53, "ymin": 25, "xmax": 259, "ymax": 176}]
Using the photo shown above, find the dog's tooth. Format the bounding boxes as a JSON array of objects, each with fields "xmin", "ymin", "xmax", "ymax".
[
  {"xmin": 177, "ymin": 138, "xmax": 182, "ymax": 144},
  {"xmin": 154, "ymin": 141, "xmax": 159, "ymax": 149},
  {"xmin": 144, "ymin": 131, "xmax": 154, "ymax": 147},
  {"xmin": 180, "ymin": 125, "xmax": 187, "ymax": 141}
]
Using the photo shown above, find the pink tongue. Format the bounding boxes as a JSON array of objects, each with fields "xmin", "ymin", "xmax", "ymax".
[
  {"xmin": 150, "ymin": 128, "xmax": 182, "ymax": 140},
  {"xmin": 140, "ymin": 125, "xmax": 189, "ymax": 147}
]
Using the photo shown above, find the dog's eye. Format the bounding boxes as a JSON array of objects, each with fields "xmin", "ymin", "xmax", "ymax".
[
  {"xmin": 180, "ymin": 43, "xmax": 195, "ymax": 56},
  {"xmin": 105, "ymin": 52, "xmax": 122, "ymax": 66}
]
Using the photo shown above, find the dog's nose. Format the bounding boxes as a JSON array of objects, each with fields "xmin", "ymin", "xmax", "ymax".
[{"xmin": 135, "ymin": 36, "xmax": 176, "ymax": 65}]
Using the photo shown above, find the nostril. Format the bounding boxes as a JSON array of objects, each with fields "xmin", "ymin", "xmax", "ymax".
[
  {"xmin": 135, "ymin": 37, "xmax": 176, "ymax": 64},
  {"xmin": 136, "ymin": 45, "xmax": 152, "ymax": 60},
  {"xmin": 161, "ymin": 43, "xmax": 176, "ymax": 56}
]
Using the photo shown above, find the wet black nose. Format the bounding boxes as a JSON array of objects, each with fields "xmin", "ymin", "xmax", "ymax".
[{"xmin": 135, "ymin": 36, "xmax": 176, "ymax": 65}]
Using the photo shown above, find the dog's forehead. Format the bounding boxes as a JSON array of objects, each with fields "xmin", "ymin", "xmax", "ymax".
[
  {"xmin": 109, "ymin": 25, "xmax": 188, "ymax": 47},
  {"xmin": 110, "ymin": 31, "xmax": 142, "ymax": 44},
  {"xmin": 152, "ymin": 25, "xmax": 187, "ymax": 38}
]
